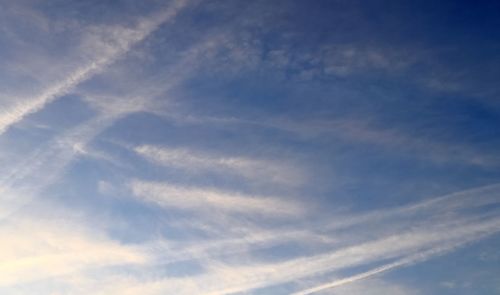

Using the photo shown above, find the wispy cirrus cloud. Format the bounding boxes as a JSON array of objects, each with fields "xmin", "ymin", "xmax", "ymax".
[
  {"xmin": 104, "ymin": 176, "xmax": 499, "ymax": 294},
  {"xmin": 134, "ymin": 145, "xmax": 306, "ymax": 186},
  {"xmin": 292, "ymin": 218, "xmax": 500, "ymax": 295},
  {"xmin": 130, "ymin": 180, "xmax": 304, "ymax": 217},
  {"xmin": 0, "ymin": 213, "xmax": 148, "ymax": 288},
  {"xmin": 234, "ymin": 116, "xmax": 500, "ymax": 168},
  {"xmin": 0, "ymin": 0, "xmax": 190, "ymax": 136},
  {"xmin": 186, "ymin": 217, "xmax": 499, "ymax": 295},
  {"xmin": 1, "ymin": 168, "xmax": 498, "ymax": 294},
  {"xmin": 0, "ymin": 25, "xmax": 220, "ymax": 220},
  {"xmin": 0, "ymin": 114, "xmax": 115, "ymax": 218},
  {"xmin": 1, "ymin": 1, "xmax": 499, "ymax": 294}
]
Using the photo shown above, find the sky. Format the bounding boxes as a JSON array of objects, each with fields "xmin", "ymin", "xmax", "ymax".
[{"xmin": 0, "ymin": 0, "xmax": 499, "ymax": 294}]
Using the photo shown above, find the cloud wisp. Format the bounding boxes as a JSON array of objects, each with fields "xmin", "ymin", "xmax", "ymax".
[
  {"xmin": 115, "ymin": 169, "xmax": 500, "ymax": 295},
  {"xmin": 0, "ymin": 16, "xmax": 219, "ymax": 221},
  {"xmin": 0, "ymin": 215, "xmax": 148, "ymax": 287},
  {"xmin": 2, "ymin": 126, "xmax": 499, "ymax": 294},
  {"xmin": 130, "ymin": 180, "xmax": 304, "ymax": 217},
  {"xmin": 134, "ymin": 144, "xmax": 306, "ymax": 186},
  {"xmin": 0, "ymin": 0, "xmax": 190, "ymax": 136},
  {"xmin": 292, "ymin": 218, "xmax": 500, "ymax": 295},
  {"xmin": 2, "ymin": 1, "xmax": 499, "ymax": 294}
]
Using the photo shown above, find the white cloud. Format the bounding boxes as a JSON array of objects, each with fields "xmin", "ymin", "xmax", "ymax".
[
  {"xmin": 190, "ymin": 217, "xmax": 500, "ymax": 295},
  {"xmin": 244, "ymin": 116, "xmax": 500, "ymax": 168},
  {"xmin": 134, "ymin": 111, "xmax": 500, "ymax": 169},
  {"xmin": 0, "ymin": 215, "xmax": 148, "ymax": 287},
  {"xmin": 317, "ymin": 278, "xmax": 420, "ymax": 295},
  {"xmin": 0, "ymin": 0, "xmax": 190, "ymax": 135},
  {"xmin": 0, "ymin": 183, "xmax": 497, "ymax": 294},
  {"xmin": 130, "ymin": 180, "xmax": 304, "ymax": 216},
  {"xmin": 134, "ymin": 145, "xmax": 306, "ymax": 186},
  {"xmin": 0, "ymin": 113, "xmax": 120, "ymax": 218},
  {"xmin": 0, "ymin": 12, "xmax": 220, "ymax": 220},
  {"xmin": 112, "ymin": 180, "xmax": 500, "ymax": 295},
  {"xmin": 0, "ymin": 4, "xmax": 497, "ymax": 293}
]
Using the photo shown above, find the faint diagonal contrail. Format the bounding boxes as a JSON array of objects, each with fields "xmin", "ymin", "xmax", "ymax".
[
  {"xmin": 292, "ymin": 220, "xmax": 500, "ymax": 295},
  {"xmin": 0, "ymin": 0, "xmax": 190, "ymax": 135}
]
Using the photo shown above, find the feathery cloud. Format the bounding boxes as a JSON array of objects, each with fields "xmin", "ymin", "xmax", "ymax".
[
  {"xmin": 0, "ymin": 0, "xmax": 190, "ymax": 135},
  {"xmin": 130, "ymin": 180, "xmax": 304, "ymax": 216},
  {"xmin": 134, "ymin": 145, "xmax": 306, "ymax": 186}
]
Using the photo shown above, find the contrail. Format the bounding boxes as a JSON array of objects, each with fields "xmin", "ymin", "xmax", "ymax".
[
  {"xmin": 0, "ymin": 34, "xmax": 220, "ymax": 220},
  {"xmin": 0, "ymin": 0, "xmax": 190, "ymax": 135},
  {"xmin": 291, "ymin": 222, "xmax": 500, "ymax": 295},
  {"xmin": 291, "ymin": 254, "xmax": 422, "ymax": 295}
]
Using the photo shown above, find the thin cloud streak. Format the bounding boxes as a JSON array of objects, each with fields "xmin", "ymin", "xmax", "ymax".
[
  {"xmin": 1, "ymin": 183, "xmax": 497, "ymax": 293},
  {"xmin": 0, "ymin": 51, "xmax": 232, "ymax": 294},
  {"xmin": 0, "ymin": 0, "xmax": 190, "ymax": 136},
  {"xmin": 134, "ymin": 144, "xmax": 305, "ymax": 186},
  {"xmin": 0, "ymin": 2, "xmax": 498, "ymax": 293},
  {"xmin": 291, "ymin": 229, "xmax": 498, "ymax": 295},
  {"xmin": 104, "ymin": 182, "xmax": 500, "ymax": 295},
  {"xmin": 140, "ymin": 183, "xmax": 500, "ymax": 271},
  {"xmin": 319, "ymin": 182, "xmax": 500, "ymax": 233},
  {"xmin": 130, "ymin": 180, "xmax": 304, "ymax": 216},
  {"xmin": 0, "ymin": 32, "xmax": 218, "ymax": 220},
  {"xmin": 0, "ymin": 113, "xmax": 123, "ymax": 219},
  {"xmin": 195, "ymin": 218, "xmax": 500, "ymax": 295}
]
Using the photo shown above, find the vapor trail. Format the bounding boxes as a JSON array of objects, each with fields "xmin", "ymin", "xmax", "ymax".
[
  {"xmin": 0, "ymin": 0, "xmax": 190, "ymax": 135},
  {"xmin": 292, "ymin": 221, "xmax": 500, "ymax": 295}
]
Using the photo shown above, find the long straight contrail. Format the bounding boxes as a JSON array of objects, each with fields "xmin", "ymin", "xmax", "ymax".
[
  {"xmin": 0, "ymin": 32, "xmax": 223, "ymax": 222},
  {"xmin": 0, "ymin": 0, "xmax": 190, "ymax": 136},
  {"xmin": 291, "ymin": 222, "xmax": 500, "ymax": 295},
  {"xmin": 291, "ymin": 252, "xmax": 429, "ymax": 295}
]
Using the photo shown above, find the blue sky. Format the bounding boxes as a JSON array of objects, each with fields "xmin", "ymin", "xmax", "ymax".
[{"xmin": 0, "ymin": 0, "xmax": 499, "ymax": 294}]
